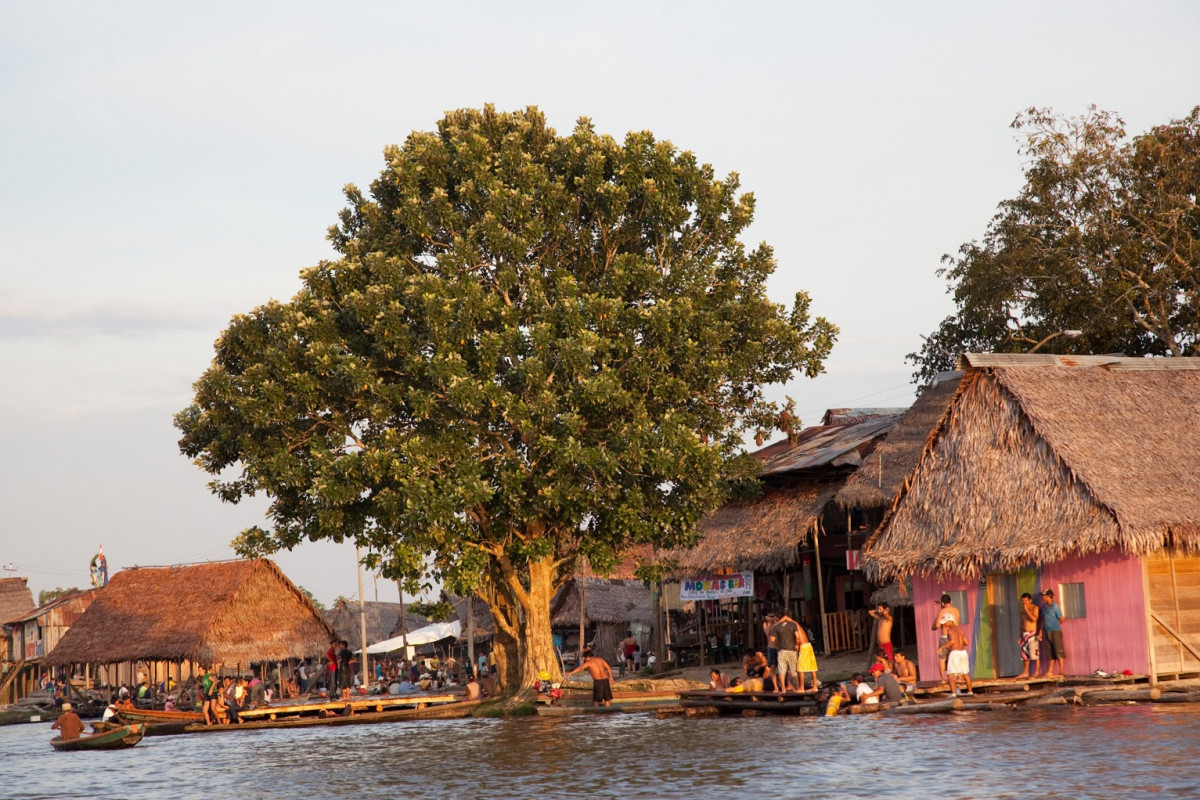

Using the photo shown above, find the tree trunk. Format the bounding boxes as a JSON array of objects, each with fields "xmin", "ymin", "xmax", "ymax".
[{"xmin": 516, "ymin": 557, "xmax": 562, "ymax": 690}]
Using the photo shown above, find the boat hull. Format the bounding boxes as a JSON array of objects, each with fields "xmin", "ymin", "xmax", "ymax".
[{"xmin": 51, "ymin": 723, "xmax": 146, "ymax": 751}]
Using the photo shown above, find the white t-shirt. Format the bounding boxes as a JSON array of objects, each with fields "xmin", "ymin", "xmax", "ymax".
[{"xmin": 856, "ymin": 682, "xmax": 879, "ymax": 705}]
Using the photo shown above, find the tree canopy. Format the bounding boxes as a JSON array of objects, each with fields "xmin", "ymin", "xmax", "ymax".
[
  {"xmin": 176, "ymin": 106, "xmax": 836, "ymax": 692},
  {"xmin": 911, "ymin": 106, "xmax": 1200, "ymax": 382}
]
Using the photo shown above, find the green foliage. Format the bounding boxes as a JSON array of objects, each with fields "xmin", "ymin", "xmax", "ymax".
[
  {"xmin": 176, "ymin": 106, "xmax": 835, "ymax": 658},
  {"xmin": 911, "ymin": 105, "xmax": 1200, "ymax": 382},
  {"xmin": 38, "ymin": 587, "xmax": 80, "ymax": 606},
  {"xmin": 297, "ymin": 585, "xmax": 325, "ymax": 610},
  {"xmin": 407, "ymin": 600, "xmax": 452, "ymax": 621}
]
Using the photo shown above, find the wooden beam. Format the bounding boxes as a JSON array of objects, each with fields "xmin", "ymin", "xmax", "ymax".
[{"xmin": 1142, "ymin": 558, "xmax": 1158, "ymax": 687}]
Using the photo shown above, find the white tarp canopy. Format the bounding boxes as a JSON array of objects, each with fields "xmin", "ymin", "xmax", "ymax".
[{"xmin": 361, "ymin": 619, "xmax": 462, "ymax": 655}]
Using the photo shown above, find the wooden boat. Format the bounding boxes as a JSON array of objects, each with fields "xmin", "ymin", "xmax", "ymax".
[
  {"xmin": 676, "ymin": 689, "xmax": 822, "ymax": 715},
  {"xmin": 93, "ymin": 718, "xmax": 191, "ymax": 737},
  {"xmin": 174, "ymin": 699, "xmax": 482, "ymax": 733},
  {"xmin": 113, "ymin": 706, "xmax": 202, "ymax": 724},
  {"xmin": 0, "ymin": 706, "xmax": 59, "ymax": 726},
  {"xmin": 51, "ymin": 723, "xmax": 145, "ymax": 751}
]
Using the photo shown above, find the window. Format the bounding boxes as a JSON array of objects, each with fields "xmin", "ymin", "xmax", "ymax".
[{"xmin": 1060, "ymin": 582, "xmax": 1087, "ymax": 619}]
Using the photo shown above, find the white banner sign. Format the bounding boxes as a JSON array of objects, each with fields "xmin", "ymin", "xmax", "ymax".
[{"xmin": 680, "ymin": 572, "xmax": 754, "ymax": 601}]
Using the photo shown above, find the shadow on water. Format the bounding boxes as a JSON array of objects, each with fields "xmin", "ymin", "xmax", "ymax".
[{"xmin": 6, "ymin": 704, "xmax": 1200, "ymax": 799}]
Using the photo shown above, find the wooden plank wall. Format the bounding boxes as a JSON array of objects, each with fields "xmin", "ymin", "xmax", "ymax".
[{"xmin": 1145, "ymin": 551, "xmax": 1200, "ymax": 674}]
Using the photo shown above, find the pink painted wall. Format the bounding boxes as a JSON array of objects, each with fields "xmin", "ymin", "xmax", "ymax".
[{"xmin": 912, "ymin": 550, "xmax": 1150, "ymax": 680}]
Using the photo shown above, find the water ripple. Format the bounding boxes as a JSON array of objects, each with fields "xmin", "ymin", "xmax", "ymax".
[{"xmin": 4, "ymin": 705, "xmax": 1200, "ymax": 799}]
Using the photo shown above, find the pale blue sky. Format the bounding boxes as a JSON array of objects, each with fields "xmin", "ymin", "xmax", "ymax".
[{"xmin": 3, "ymin": 1, "xmax": 1197, "ymax": 605}]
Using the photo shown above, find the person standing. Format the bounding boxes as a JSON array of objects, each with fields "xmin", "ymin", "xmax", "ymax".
[
  {"xmin": 944, "ymin": 620, "xmax": 973, "ymax": 696},
  {"xmin": 1016, "ymin": 593, "xmax": 1041, "ymax": 679},
  {"xmin": 325, "ymin": 639, "xmax": 339, "ymax": 695},
  {"xmin": 621, "ymin": 631, "xmax": 637, "ymax": 675},
  {"xmin": 793, "ymin": 614, "xmax": 819, "ymax": 692},
  {"xmin": 932, "ymin": 594, "xmax": 961, "ymax": 683},
  {"xmin": 337, "ymin": 640, "xmax": 355, "ymax": 699},
  {"xmin": 1040, "ymin": 590, "xmax": 1065, "ymax": 676},
  {"xmin": 564, "ymin": 647, "xmax": 614, "ymax": 707},
  {"xmin": 868, "ymin": 603, "xmax": 894, "ymax": 662},
  {"xmin": 762, "ymin": 612, "xmax": 780, "ymax": 689},
  {"xmin": 770, "ymin": 613, "xmax": 801, "ymax": 692}
]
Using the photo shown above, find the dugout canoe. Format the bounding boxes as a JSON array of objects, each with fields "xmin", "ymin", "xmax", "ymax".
[
  {"xmin": 51, "ymin": 723, "xmax": 145, "ymax": 751},
  {"xmin": 163, "ymin": 699, "xmax": 483, "ymax": 734}
]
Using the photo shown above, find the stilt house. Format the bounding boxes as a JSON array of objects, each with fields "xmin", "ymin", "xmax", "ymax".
[
  {"xmin": 673, "ymin": 410, "xmax": 905, "ymax": 659},
  {"xmin": 863, "ymin": 354, "xmax": 1200, "ymax": 682},
  {"xmin": 44, "ymin": 559, "xmax": 335, "ymax": 690}
]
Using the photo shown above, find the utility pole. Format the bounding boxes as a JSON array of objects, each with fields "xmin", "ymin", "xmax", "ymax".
[{"xmin": 356, "ymin": 547, "xmax": 369, "ymax": 692}]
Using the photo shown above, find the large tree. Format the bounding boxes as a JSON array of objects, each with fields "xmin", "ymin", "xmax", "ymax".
[
  {"xmin": 176, "ymin": 107, "xmax": 836, "ymax": 698},
  {"xmin": 910, "ymin": 106, "xmax": 1200, "ymax": 382}
]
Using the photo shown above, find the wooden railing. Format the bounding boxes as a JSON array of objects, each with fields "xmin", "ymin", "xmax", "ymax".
[{"xmin": 822, "ymin": 609, "xmax": 870, "ymax": 653}]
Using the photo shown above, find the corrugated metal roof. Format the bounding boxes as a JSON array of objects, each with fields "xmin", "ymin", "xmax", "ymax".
[{"xmin": 759, "ymin": 414, "xmax": 904, "ymax": 475}]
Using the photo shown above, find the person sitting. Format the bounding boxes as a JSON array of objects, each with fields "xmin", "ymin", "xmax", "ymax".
[
  {"xmin": 464, "ymin": 674, "xmax": 481, "ymax": 701},
  {"xmin": 102, "ymin": 700, "xmax": 121, "ymax": 723},
  {"xmin": 869, "ymin": 663, "xmax": 905, "ymax": 703},
  {"xmin": 248, "ymin": 673, "xmax": 267, "ymax": 706},
  {"xmin": 892, "ymin": 652, "xmax": 918, "ymax": 698},
  {"xmin": 51, "ymin": 702, "xmax": 85, "ymax": 741},
  {"xmin": 708, "ymin": 668, "xmax": 729, "ymax": 690},
  {"xmin": 211, "ymin": 684, "xmax": 229, "ymax": 724},
  {"xmin": 479, "ymin": 670, "xmax": 499, "ymax": 698},
  {"xmin": 852, "ymin": 673, "xmax": 882, "ymax": 705}
]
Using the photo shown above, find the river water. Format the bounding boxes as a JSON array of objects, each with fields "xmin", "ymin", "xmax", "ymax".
[{"xmin": 5, "ymin": 704, "xmax": 1200, "ymax": 799}]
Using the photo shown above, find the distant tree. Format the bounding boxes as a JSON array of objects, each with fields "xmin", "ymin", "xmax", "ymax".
[
  {"xmin": 38, "ymin": 587, "xmax": 79, "ymax": 606},
  {"xmin": 176, "ymin": 106, "xmax": 836, "ymax": 700},
  {"xmin": 911, "ymin": 106, "xmax": 1200, "ymax": 382},
  {"xmin": 298, "ymin": 586, "xmax": 325, "ymax": 610}
]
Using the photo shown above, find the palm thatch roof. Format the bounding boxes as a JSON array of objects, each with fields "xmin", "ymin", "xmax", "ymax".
[
  {"xmin": 864, "ymin": 356, "xmax": 1200, "ymax": 581},
  {"xmin": 0, "ymin": 577, "xmax": 35, "ymax": 626},
  {"xmin": 550, "ymin": 578, "xmax": 653, "ymax": 628},
  {"xmin": 671, "ymin": 480, "xmax": 843, "ymax": 573},
  {"xmin": 323, "ymin": 600, "xmax": 430, "ymax": 646},
  {"xmin": 835, "ymin": 374, "xmax": 963, "ymax": 510},
  {"xmin": 440, "ymin": 593, "xmax": 496, "ymax": 642},
  {"xmin": 44, "ymin": 560, "xmax": 335, "ymax": 667}
]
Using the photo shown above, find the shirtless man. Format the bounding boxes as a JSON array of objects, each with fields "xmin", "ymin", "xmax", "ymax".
[
  {"xmin": 892, "ymin": 652, "xmax": 918, "ymax": 696},
  {"xmin": 932, "ymin": 594, "xmax": 961, "ymax": 683},
  {"xmin": 565, "ymin": 647, "xmax": 614, "ymax": 707},
  {"xmin": 944, "ymin": 620, "xmax": 973, "ymax": 696},
  {"xmin": 868, "ymin": 603, "xmax": 894, "ymax": 662},
  {"xmin": 1016, "ymin": 592, "xmax": 1041, "ymax": 679}
]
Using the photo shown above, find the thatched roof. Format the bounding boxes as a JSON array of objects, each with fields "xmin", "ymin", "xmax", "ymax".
[
  {"xmin": 0, "ymin": 577, "xmax": 35, "ymax": 626},
  {"xmin": 835, "ymin": 374, "xmax": 963, "ymax": 510},
  {"xmin": 44, "ymin": 560, "xmax": 335, "ymax": 666},
  {"xmin": 323, "ymin": 600, "xmax": 430, "ymax": 646},
  {"xmin": 672, "ymin": 480, "xmax": 843, "ymax": 573},
  {"xmin": 550, "ymin": 578, "xmax": 653, "ymax": 628},
  {"xmin": 864, "ymin": 356, "xmax": 1200, "ymax": 581},
  {"xmin": 441, "ymin": 593, "xmax": 496, "ymax": 642}
]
